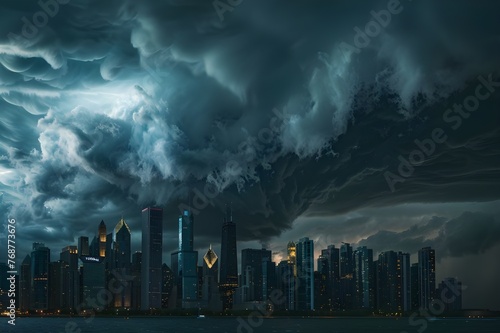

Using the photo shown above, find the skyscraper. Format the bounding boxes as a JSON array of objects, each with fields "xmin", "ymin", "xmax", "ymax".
[
  {"xmin": 410, "ymin": 263, "xmax": 419, "ymax": 310},
  {"xmin": 376, "ymin": 251, "xmax": 398, "ymax": 312},
  {"xmin": 31, "ymin": 242, "xmax": 50, "ymax": 310},
  {"xmin": 353, "ymin": 246, "xmax": 374, "ymax": 310},
  {"xmin": 418, "ymin": 247, "xmax": 436, "ymax": 310},
  {"xmin": 114, "ymin": 218, "xmax": 131, "ymax": 308},
  {"xmin": 141, "ymin": 207, "xmax": 163, "ymax": 310},
  {"xmin": 161, "ymin": 263, "xmax": 174, "ymax": 309},
  {"xmin": 19, "ymin": 254, "xmax": 31, "ymax": 311},
  {"xmin": 315, "ymin": 254, "xmax": 330, "ymax": 310},
  {"xmin": 48, "ymin": 260, "xmax": 69, "ymax": 311},
  {"xmin": 78, "ymin": 236, "xmax": 89, "ymax": 257},
  {"xmin": 60, "ymin": 246, "xmax": 79, "ymax": 310},
  {"xmin": 202, "ymin": 245, "xmax": 222, "ymax": 311},
  {"xmin": 80, "ymin": 255, "xmax": 105, "ymax": 310},
  {"xmin": 131, "ymin": 251, "xmax": 142, "ymax": 310},
  {"xmin": 262, "ymin": 256, "xmax": 276, "ymax": 301},
  {"xmin": 398, "ymin": 252, "xmax": 411, "ymax": 312},
  {"xmin": 98, "ymin": 220, "xmax": 107, "ymax": 258},
  {"xmin": 296, "ymin": 237, "xmax": 314, "ymax": 311},
  {"xmin": 241, "ymin": 248, "xmax": 272, "ymax": 302},
  {"xmin": 340, "ymin": 242, "xmax": 354, "ymax": 310},
  {"xmin": 287, "ymin": 242, "xmax": 297, "ymax": 277},
  {"xmin": 321, "ymin": 245, "xmax": 340, "ymax": 310},
  {"xmin": 171, "ymin": 209, "xmax": 198, "ymax": 308},
  {"xmin": 219, "ymin": 205, "xmax": 238, "ymax": 310}
]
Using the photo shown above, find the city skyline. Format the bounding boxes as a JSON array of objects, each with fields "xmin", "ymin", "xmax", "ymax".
[
  {"xmin": 0, "ymin": 206, "xmax": 488, "ymax": 312},
  {"xmin": 1, "ymin": 0, "xmax": 500, "ymax": 315}
]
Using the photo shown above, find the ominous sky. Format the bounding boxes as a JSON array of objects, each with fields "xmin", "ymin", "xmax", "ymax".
[{"xmin": 1, "ymin": 0, "xmax": 499, "ymax": 310}]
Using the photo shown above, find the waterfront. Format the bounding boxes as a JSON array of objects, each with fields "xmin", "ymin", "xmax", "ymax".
[{"xmin": 0, "ymin": 317, "xmax": 499, "ymax": 333}]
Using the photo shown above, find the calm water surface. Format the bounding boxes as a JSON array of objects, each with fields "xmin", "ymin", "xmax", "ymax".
[{"xmin": 0, "ymin": 317, "xmax": 498, "ymax": 333}]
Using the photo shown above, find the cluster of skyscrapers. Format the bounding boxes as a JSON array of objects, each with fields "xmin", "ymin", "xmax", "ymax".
[{"xmin": 0, "ymin": 206, "xmax": 462, "ymax": 314}]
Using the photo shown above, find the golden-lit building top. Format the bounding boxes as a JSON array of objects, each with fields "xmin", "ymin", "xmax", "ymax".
[
  {"xmin": 114, "ymin": 217, "xmax": 131, "ymax": 235},
  {"xmin": 203, "ymin": 244, "xmax": 218, "ymax": 269}
]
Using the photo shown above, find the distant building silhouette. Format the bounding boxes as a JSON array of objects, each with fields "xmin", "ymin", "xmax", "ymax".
[
  {"xmin": 131, "ymin": 251, "xmax": 142, "ymax": 309},
  {"xmin": 339, "ymin": 242, "xmax": 354, "ymax": 310},
  {"xmin": 219, "ymin": 204, "xmax": 238, "ymax": 310},
  {"xmin": 202, "ymin": 245, "xmax": 222, "ymax": 311},
  {"xmin": 376, "ymin": 251, "xmax": 411, "ymax": 313},
  {"xmin": 78, "ymin": 236, "xmax": 89, "ymax": 257},
  {"xmin": 113, "ymin": 218, "xmax": 131, "ymax": 308},
  {"xmin": 171, "ymin": 209, "xmax": 198, "ymax": 308},
  {"xmin": 31, "ymin": 242, "xmax": 50, "ymax": 311},
  {"xmin": 80, "ymin": 255, "xmax": 105, "ymax": 310},
  {"xmin": 141, "ymin": 207, "xmax": 163, "ymax": 310},
  {"xmin": 19, "ymin": 254, "xmax": 31, "ymax": 311},
  {"xmin": 353, "ymin": 246, "xmax": 374, "ymax": 310},
  {"xmin": 240, "ymin": 248, "xmax": 272, "ymax": 302},
  {"xmin": 60, "ymin": 246, "xmax": 79, "ymax": 310},
  {"xmin": 418, "ymin": 247, "xmax": 436, "ymax": 310},
  {"xmin": 296, "ymin": 237, "xmax": 314, "ymax": 310}
]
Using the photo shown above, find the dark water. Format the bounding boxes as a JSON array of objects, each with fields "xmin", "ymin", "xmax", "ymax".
[{"xmin": 0, "ymin": 317, "xmax": 499, "ymax": 333}]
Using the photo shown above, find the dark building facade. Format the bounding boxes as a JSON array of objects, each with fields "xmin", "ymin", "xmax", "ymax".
[
  {"xmin": 418, "ymin": 247, "xmax": 436, "ymax": 310},
  {"xmin": 141, "ymin": 207, "xmax": 163, "ymax": 310},
  {"xmin": 240, "ymin": 248, "xmax": 272, "ymax": 302},
  {"xmin": 31, "ymin": 242, "xmax": 50, "ymax": 311},
  {"xmin": 296, "ymin": 237, "xmax": 314, "ymax": 311},
  {"xmin": 113, "ymin": 218, "xmax": 132, "ymax": 308},
  {"xmin": 353, "ymin": 246, "xmax": 374, "ymax": 310},
  {"xmin": 60, "ymin": 245, "xmax": 79, "ymax": 310},
  {"xmin": 171, "ymin": 209, "xmax": 198, "ymax": 309},
  {"xmin": 219, "ymin": 205, "xmax": 238, "ymax": 310}
]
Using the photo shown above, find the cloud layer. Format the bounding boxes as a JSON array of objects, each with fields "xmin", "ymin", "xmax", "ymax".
[{"xmin": 0, "ymin": 0, "xmax": 499, "ymax": 282}]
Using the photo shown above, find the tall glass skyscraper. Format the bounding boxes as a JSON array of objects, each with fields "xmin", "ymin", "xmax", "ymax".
[
  {"xmin": 340, "ymin": 242, "xmax": 354, "ymax": 310},
  {"xmin": 418, "ymin": 247, "xmax": 436, "ymax": 310},
  {"xmin": 321, "ymin": 245, "xmax": 340, "ymax": 310},
  {"xmin": 141, "ymin": 207, "xmax": 163, "ymax": 310},
  {"xmin": 296, "ymin": 237, "xmax": 314, "ymax": 310},
  {"xmin": 114, "ymin": 218, "xmax": 131, "ymax": 307},
  {"xmin": 219, "ymin": 205, "xmax": 238, "ymax": 310},
  {"xmin": 31, "ymin": 242, "xmax": 50, "ymax": 310},
  {"xmin": 80, "ymin": 255, "xmax": 105, "ymax": 310},
  {"xmin": 353, "ymin": 246, "xmax": 374, "ymax": 310},
  {"xmin": 171, "ymin": 209, "xmax": 198, "ymax": 308},
  {"xmin": 376, "ymin": 251, "xmax": 411, "ymax": 313},
  {"xmin": 78, "ymin": 236, "xmax": 89, "ymax": 257}
]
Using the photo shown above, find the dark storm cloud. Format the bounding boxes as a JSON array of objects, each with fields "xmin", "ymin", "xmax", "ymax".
[
  {"xmin": 358, "ymin": 211, "xmax": 500, "ymax": 258},
  {"xmin": 0, "ymin": 0, "xmax": 500, "ymax": 256}
]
